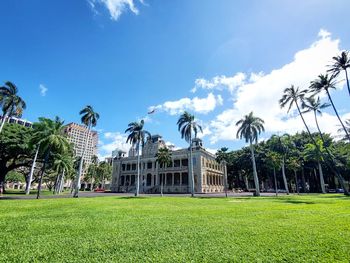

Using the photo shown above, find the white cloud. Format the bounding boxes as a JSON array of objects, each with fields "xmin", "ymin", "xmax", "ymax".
[
  {"xmin": 88, "ymin": 0, "xmax": 144, "ymax": 20},
  {"xmin": 39, "ymin": 84, "xmax": 48, "ymax": 97},
  {"xmin": 151, "ymin": 93, "xmax": 223, "ymax": 115},
  {"xmin": 208, "ymin": 29, "xmax": 347, "ymax": 143},
  {"xmin": 192, "ymin": 72, "xmax": 246, "ymax": 93},
  {"xmin": 98, "ymin": 131, "xmax": 130, "ymax": 158}
]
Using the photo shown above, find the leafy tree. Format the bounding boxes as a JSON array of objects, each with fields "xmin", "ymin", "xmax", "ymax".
[
  {"xmin": 155, "ymin": 147, "xmax": 172, "ymax": 196},
  {"xmin": 177, "ymin": 111, "xmax": 203, "ymax": 197},
  {"xmin": 31, "ymin": 117, "xmax": 71, "ymax": 199},
  {"xmin": 0, "ymin": 123, "xmax": 33, "ymax": 190},
  {"xmin": 96, "ymin": 161, "xmax": 112, "ymax": 188},
  {"xmin": 74, "ymin": 105, "xmax": 99, "ymax": 197},
  {"xmin": 303, "ymin": 140, "xmax": 326, "ymax": 193},
  {"xmin": 0, "ymin": 81, "xmax": 26, "ymax": 133},
  {"xmin": 125, "ymin": 119, "xmax": 151, "ymax": 196},
  {"xmin": 6, "ymin": 171, "xmax": 25, "ymax": 183},
  {"xmin": 328, "ymin": 50, "xmax": 350, "ymax": 96},
  {"xmin": 236, "ymin": 112, "xmax": 265, "ymax": 196},
  {"xmin": 266, "ymin": 151, "xmax": 282, "ymax": 196},
  {"xmin": 286, "ymin": 156, "xmax": 301, "ymax": 194},
  {"xmin": 309, "ymin": 74, "xmax": 350, "ymax": 142}
]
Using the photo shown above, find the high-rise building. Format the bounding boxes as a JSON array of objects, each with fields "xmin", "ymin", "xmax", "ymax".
[
  {"xmin": 0, "ymin": 116, "xmax": 32, "ymax": 128},
  {"xmin": 64, "ymin": 123, "xmax": 98, "ymax": 174}
]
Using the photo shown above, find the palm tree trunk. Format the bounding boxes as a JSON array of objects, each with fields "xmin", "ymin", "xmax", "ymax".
[
  {"xmin": 313, "ymin": 109, "xmax": 349, "ymax": 195},
  {"xmin": 249, "ymin": 140, "xmax": 260, "ymax": 196},
  {"xmin": 160, "ymin": 167, "xmax": 164, "ymax": 197},
  {"xmin": 37, "ymin": 151, "xmax": 50, "ymax": 199},
  {"xmin": 0, "ymin": 111, "xmax": 9, "ymax": 134},
  {"xmin": 189, "ymin": 133, "xmax": 195, "ymax": 197},
  {"xmin": 58, "ymin": 169, "xmax": 65, "ymax": 194},
  {"xmin": 318, "ymin": 161, "xmax": 326, "ymax": 194},
  {"xmin": 295, "ymin": 99, "xmax": 349, "ymax": 195},
  {"xmin": 273, "ymin": 167, "xmax": 278, "ymax": 196},
  {"xmin": 244, "ymin": 173, "xmax": 249, "ymax": 191},
  {"xmin": 294, "ymin": 170, "xmax": 299, "ymax": 195},
  {"xmin": 325, "ymin": 89, "xmax": 350, "ymax": 142},
  {"xmin": 136, "ymin": 141, "xmax": 141, "ymax": 197},
  {"xmin": 26, "ymin": 145, "xmax": 40, "ymax": 195},
  {"xmin": 281, "ymin": 158, "xmax": 289, "ymax": 195},
  {"xmin": 74, "ymin": 124, "xmax": 91, "ymax": 197},
  {"xmin": 345, "ymin": 69, "xmax": 350, "ymax": 97}
]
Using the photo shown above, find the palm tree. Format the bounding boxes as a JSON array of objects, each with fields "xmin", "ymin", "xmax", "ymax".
[
  {"xmin": 279, "ymin": 85, "xmax": 313, "ymax": 136},
  {"xmin": 309, "ymin": 74, "xmax": 350, "ymax": 142},
  {"xmin": 328, "ymin": 51, "xmax": 350, "ymax": 96},
  {"xmin": 267, "ymin": 134, "xmax": 290, "ymax": 195},
  {"xmin": 155, "ymin": 147, "xmax": 172, "ymax": 197},
  {"xmin": 73, "ymin": 105, "xmax": 99, "ymax": 198},
  {"xmin": 303, "ymin": 140, "xmax": 326, "ymax": 193},
  {"xmin": 302, "ymin": 96, "xmax": 330, "ymax": 143},
  {"xmin": 0, "ymin": 81, "xmax": 26, "ymax": 133},
  {"xmin": 236, "ymin": 112, "xmax": 265, "ymax": 196},
  {"xmin": 52, "ymin": 152, "xmax": 74, "ymax": 194},
  {"xmin": 177, "ymin": 111, "xmax": 203, "ymax": 197},
  {"xmin": 31, "ymin": 117, "xmax": 70, "ymax": 199},
  {"xmin": 280, "ymin": 85, "xmax": 349, "ymax": 195},
  {"xmin": 125, "ymin": 119, "xmax": 151, "ymax": 197}
]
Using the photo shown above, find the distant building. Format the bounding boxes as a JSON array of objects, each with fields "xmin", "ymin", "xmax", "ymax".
[
  {"xmin": 64, "ymin": 123, "xmax": 98, "ymax": 175},
  {"xmin": 0, "ymin": 116, "xmax": 32, "ymax": 128},
  {"xmin": 110, "ymin": 135, "xmax": 227, "ymax": 194}
]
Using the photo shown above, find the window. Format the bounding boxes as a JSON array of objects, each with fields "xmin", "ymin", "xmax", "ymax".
[
  {"xmin": 174, "ymin": 173, "xmax": 180, "ymax": 185},
  {"xmin": 132, "ymin": 163, "xmax": 136, "ymax": 170},
  {"xmin": 147, "ymin": 174, "xmax": 152, "ymax": 186},
  {"xmin": 122, "ymin": 164, "xmax": 126, "ymax": 171},
  {"xmin": 147, "ymin": 162, "xmax": 152, "ymax": 169},
  {"xmin": 174, "ymin": 160, "xmax": 180, "ymax": 168},
  {"xmin": 166, "ymin": 173, "xmax": 172, "ymax": 185},
  {"xmin": 181, "ymin": 173, "xmax": 188, "ymax": 185},
  {"xmin": 126, "ymin": 164, "xmax": 131, "ymax": 171},
  {"xmin": 181, "ymin": 159, "xmax": 188, "ymax": 167}
]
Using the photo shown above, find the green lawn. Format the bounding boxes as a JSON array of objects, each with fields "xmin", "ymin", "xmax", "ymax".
[{"xmin": 0, "ymin": 195, "xmax": 349, "ymax": 262}]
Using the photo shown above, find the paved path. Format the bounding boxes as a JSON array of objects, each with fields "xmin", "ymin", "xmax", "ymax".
[{"xmin": 0, "ymin": 191, "xmax": 285, "ymax": 200}]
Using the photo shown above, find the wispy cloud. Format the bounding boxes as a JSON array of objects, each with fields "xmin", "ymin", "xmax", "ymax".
[
  {"xmin": 88, "ymin": 0, "xmax": 145, "ymax": 21},
  {"xmin": 39, "ymin": 84, "xmax": 48, "ymax": 97},
  {"xmin": 150, "ymin": 93, "xmax": 224, "ymax": 116}
]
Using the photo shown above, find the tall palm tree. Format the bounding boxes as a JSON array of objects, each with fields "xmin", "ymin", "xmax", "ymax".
[
  {"xmin": 73, "ymin": 105, "xmax": 99, "ymax": 198},
  {"xmin": 309, "ymin": 74, "xmax": 350, "ymax": 142},
  {"xmin": 280, "ymin": 85, "xmax": 349, "ymax": 195},
  {"xmin": 328, "ymin": 51, "xmax": 350, "ymax": 96},
  {"xmin": 125, "ymin": 119, "xmax": 151, "ymax": 197},
  {"xmin": 155, "ymin": 147, "xmax": 172, "ymax": 197},
  {"xmin": 302, "ymin": 96, "xmax": 330, "ymax": 143},
  {"xmin": 0, "ymin": 81, "xmax": 26, "ymax": 133},
  {"xmin": 303, "ymin": 140, "xmax": 326, "ymax": 194},
  {"xmin": 31, "ymin": 117, "xmax": 70, "ymax": 199},
  {"xmin": 236, "ymin": 112, "xmax": 265, "ymax": 196},
  {"xmin": 177, "ymin": 111, "xmax": 203, "ymax": 197}
]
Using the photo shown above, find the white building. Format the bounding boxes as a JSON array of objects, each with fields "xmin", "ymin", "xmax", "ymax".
[{"xmin": 110, "ymin": 135, "xmax": 227, "ymax": 194}]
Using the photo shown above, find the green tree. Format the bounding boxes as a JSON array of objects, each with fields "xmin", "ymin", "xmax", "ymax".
[
  {"xmin": 31, "ymin": 117, "xmax": 71, "ymax": 199},
  {"xmin": 96, "ymin": 161, "xmax": 112, "ymax": 188},
  {"xmin": 266, "ymin": 151, "xmax": 281, "ymax": 196},
  {"xmin": 155, "ymin": 147, "xmax": 172, "ymax": 196},
  {"xmin": 177, "ymin": 111, "xmax": 203, "ymax": 197},
  {"xmin": 328, "ymin": 50, "xmax": 350, "ymax": 96},
  {"xmin": 0, "ymin": 81, "xmax": 26, "ymax": 133},
  {"xmin": 236, "ymin": 112, "xmax": 265, "ymax": 196},
  {"xmin": 309, "ymin": 74, "xmax": 350, "ymax": 142},
  {"xmin": 52, "ymin": 151, "xmax": 74, "ymax": 194},
  {"xmin": 0, "ymin": 123, "xmax": 33, "ymax": 190},
  {"xmin": 303, "ymin": 140, "xmax": 327, "ymax": 193},
  {"xmin": 74, "ymin": 105, "xmax": 99, "ymax": 198},
  {"xmin": 125, "ymin": 119, "xmax": 151, "ymax": 196}
]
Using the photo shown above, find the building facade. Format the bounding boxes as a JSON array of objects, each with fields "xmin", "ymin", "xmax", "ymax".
[
  {"xmin": 110, "ymin": 135, "xmax": 227, "ymax": 194},
  {"xmin": 64, "ymin": 123, "xmax": 98, "ymax": 175},
  {"xmin": 0, "ymin": 116, "xmax": 32, "ymax": 128}
]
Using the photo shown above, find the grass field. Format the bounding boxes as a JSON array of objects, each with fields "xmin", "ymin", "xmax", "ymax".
[{"xmin": 0, "ymin": 195, "xmax": 349, "ymax": 262}]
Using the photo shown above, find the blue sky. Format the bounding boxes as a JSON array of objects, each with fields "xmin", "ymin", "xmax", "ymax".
[{"xmin": 1, "ymin": 0, "xmax": 349, "ymax": 158}]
